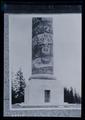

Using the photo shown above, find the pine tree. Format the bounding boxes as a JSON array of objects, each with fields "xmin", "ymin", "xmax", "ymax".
[
  {"xmin": 17, "ymin": 68, "xmax": 26, "ymax": 102},
  {"xmin": 64, "ymin": 87, "xmax": 67, "ymax": 102},
  {"xmin": 64, "ymin": 87, "xmax": 69, "ymax": 102},
  {"xmin": 12, "ymin": 68, "xmax": 26, "ymax": 104},
  {"xmin": 64, "ymin": 87, "xmax": 81, "ymax": 104},
  {"xmin": 69, "ymin": 87, "xmax": 74, "ymax": 103}
]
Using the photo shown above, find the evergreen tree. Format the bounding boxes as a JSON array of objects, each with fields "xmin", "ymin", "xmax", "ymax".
[
  {"xmin": 64, "ymin": 87, "xmax": 66, "ymax": 102},
  {"xmin": 17, "ymin": 68, "xmax": 26, "ymax": 102},
  {"xmin": 64, "ymin": 87, "xmax": 81, "ymax": 104},
  {"xmin": 74, "ymin": 91, "xmax": 81, "ymax": 104},
  {"xmin": 69, "ymin": 87, "xmax": 74, "ymax": 103},
  {"xmin": 12, "ymin": 68, "xmax": 26, "ymax": 104},
  {"xmin": 64, "ymin": 87, "xmax": 69, "ymax": 102},
  {"xmin": 74, "ymin": 91, "xmax": 77, "ymax": 103}
]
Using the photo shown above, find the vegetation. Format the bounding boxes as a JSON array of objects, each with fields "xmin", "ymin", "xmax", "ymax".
[
  {"xmin": 12, "ymin": 68, "xmax": 26, "ymax": 104},
  {"xmin": 64, "ymin": 87, "xmax": 81, "ymax": 104},
  {"xmin": 12, "ymin": 69, "xmax": 81, "ymax": 104}
]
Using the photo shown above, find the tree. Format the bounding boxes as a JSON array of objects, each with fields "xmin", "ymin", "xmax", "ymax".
[
  {"xmin": 12, "ymin": 68, "xmax": 26, "ymax": 104},
  {"xmin": 64, "ymin": 87, "xmax": 69, "ymax": 102},
  {"xmin": 74, "ymin": 91, "xmax": 81, "ymax": 104},
  {"xmin": 69, "ymin": 87, "xmax": 74, "ymax": 103},
  {"xmin": 64, "ymin": 87, "xmax": 81, "ymax": 104}
]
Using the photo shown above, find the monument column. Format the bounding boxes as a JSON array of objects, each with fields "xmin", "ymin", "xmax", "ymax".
[
  {"xmin": 31, "ymin": 17, "xmax": 54, "ymax": 79},
  {"xmin": 24, "ymin": 17, "xmax": 64, "ymax": 106}
]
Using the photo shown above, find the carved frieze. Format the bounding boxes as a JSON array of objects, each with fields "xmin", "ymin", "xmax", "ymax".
[{"xmin": 32, "ymin": 17, "xmax": 53, "ymax": 74}]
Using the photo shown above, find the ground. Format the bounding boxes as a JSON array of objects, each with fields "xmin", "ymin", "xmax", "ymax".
[
  {"xmin": 11, "ymin": 103, "xmax": 81, "ymax": 117},
  {"xmin": 12, "ymin": 102, "xmax": 81, "ymax": 108}
]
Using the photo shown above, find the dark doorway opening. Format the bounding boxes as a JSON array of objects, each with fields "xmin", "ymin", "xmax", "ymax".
[{"xmin": 44, "ymin": 90, "xmax": 50, "ymax": 102}]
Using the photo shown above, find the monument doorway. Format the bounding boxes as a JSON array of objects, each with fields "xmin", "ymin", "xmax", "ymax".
[{"xmin": 44, "ymin": 90, "xmax": 50, "ymax": 103}]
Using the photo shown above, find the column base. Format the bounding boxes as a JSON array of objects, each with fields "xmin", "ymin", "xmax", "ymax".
[{"xmin": 24, "ymin": 74, "xmax": 64, "ymax": 106}]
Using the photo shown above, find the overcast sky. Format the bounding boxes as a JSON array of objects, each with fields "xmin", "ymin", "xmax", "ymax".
[{"xmin": 9, "ymin": 14, "xmax": 81, "ymax": 96}]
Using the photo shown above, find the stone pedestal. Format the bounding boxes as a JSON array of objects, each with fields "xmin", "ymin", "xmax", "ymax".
[{"xmin": 24, "ymin": 75, "xmax": 64, "ymax": 106}]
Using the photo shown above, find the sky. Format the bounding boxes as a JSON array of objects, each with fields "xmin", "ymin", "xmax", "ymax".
[{"xmin": 9, "ymin": 14, "xmax": 81, "ymax": 96}]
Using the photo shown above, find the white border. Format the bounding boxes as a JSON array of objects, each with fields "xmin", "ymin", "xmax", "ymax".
[{"xmin": 9, "ymin": 14, "xmax": 12, "ymax": 110}]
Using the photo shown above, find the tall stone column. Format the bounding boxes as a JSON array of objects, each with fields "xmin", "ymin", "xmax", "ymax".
[
  {"xmin": 32, "ymin": 18, "xmax": 54, "ymax": 77},
  {"xmin": 27, "ymin": 17, "xmax": 64, "ymax": 106}
]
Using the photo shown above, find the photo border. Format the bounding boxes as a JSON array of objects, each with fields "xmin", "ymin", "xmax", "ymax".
[{"xmin": 4, "ymin": 3, "xmax": 82, "ymax": 117}]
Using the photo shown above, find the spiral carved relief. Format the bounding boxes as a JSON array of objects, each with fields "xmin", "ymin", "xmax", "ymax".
[{"xmin": 32, "ymin": 17, "xmax": 53, "ymax": 74}]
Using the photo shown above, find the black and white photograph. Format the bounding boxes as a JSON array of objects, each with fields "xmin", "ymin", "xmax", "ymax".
[{"xmin": 4, "ymin": 5, "xmax": 82, "ymax": 117}]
